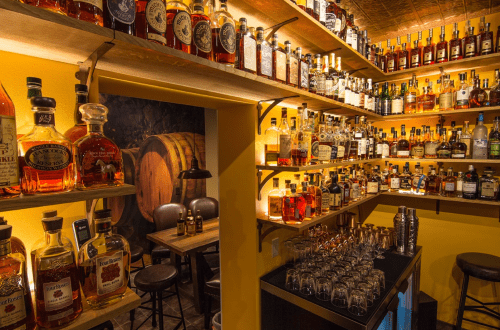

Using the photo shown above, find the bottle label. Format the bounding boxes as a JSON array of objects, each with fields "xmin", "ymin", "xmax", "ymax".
[
  {"xmin": 265, "ymin": 151, "xmax": 278, "ymax": 163},
  {"xmin": 387, "ymin": 59, "xmax": 394, "ymax": 71},
  {"xmin": 334, "ymin": 18, "xmax": 342, "ymax": 33},
  {"xmin": 338, "ymin": 79, "xmax": 345, "ymax": 98},
  {"xmin": 305, "ymin": 204, "xmax": 311, "ymax": 218},
  {"xmin": 345, "ymin": 89, "xmax": 351, "ymax": 104},
  {"xmin": 352, "ymin": 93, "xmax": 360, "ymax": 107},
  {"xmin": 193, "ymin": 21, "xmax": 212, "ymax": 53},
  {"xmin": 437, "ymin": 149, "xmax": 451, "ymax": 158},
  {"xmin": 75, "ymin": 0, "xmax": 103, "ymax": 10},
  {"xmin": 424, "ymin": 51, "xmax": 432, "ymax": 64},
  {"xmin": 306, "ymin": 0, "xmax": 313, "ymax": 8},
  {"xmin": 482, "ymin": 40, "xmax": 492, "ymax": 54},
  {"xmin": 463, "ymin": 182, "xmax": 477, "ymax": 193},
  {"xmin": 358, "ymin": 139, "xmax": 367, "ymax": 155},
  {"xmin": 337, "ymin": 145, "xmax": 345, "ymax": 158},
  {"xmin": 148, "ymin": 33, "xmax": 166, "ymax": 44},
  {"xmin": 311, "ymin": 140, "xmax": 319, "ymax": 159},
  {"xmin": 0, "ymin": 115, "xmax": 19, "ymax": 188},
  {"xmin": 346, "ymin": 28, "xmax": 352, "ymax": 45},
  {"xmin": 473, "ymin": 139, "xmax": 487, "ymax": 158},
  {"xmin": 397, "ymin": 150, "xmax": 410, "ymax": 157},
  {"xmin": 465, "ymin": 43, "xmax": 475, "ymax": 56},
  {"xmin": 243, "ymin": 35, "xmax": 257, "ymax": 71},
  {"xmin": 412, "ymin": 176, "xmax": 423, "ymax": 189},
  {"xmin": 445, "ymin": 182, "xmax": 455, "ymax": 192},
  {"xmin": 439, "ymin": 93, "xmax": 453, "ymax": 109},
  {"xmin": 392, "ymin": 99, "xmax": 403, "ymax": 114},
  {"xmin": 279, "ymin": 135, "xmax": 291, "ymax": 159},
  {"xmin": 146, "ymin": 0, "xmax": 166, "ymax": 33},
  {"xmin": 329, "ymin": 192, "xmax": 341, "ymax": 207},
  {"xmin": 318, "ymin": 144, "xmax": 331, "ymax": 161},
  {"xmin": 457, "ymin": 180, "xmax": 463, "ymax": 192},
  {"xmin": 321, "ymin": 193, "xmax": 329, "ymax": 209},
  {"xmin": 382, "ymin": 144, "xmax": 390, "ymax": 157},
  {"xmin": 437, "ymin": 49, "xmax": 446, "ymax": 61},
  {"xmin": 425, "ymin": 142, "xmax": 438, "ymax": 156},
  {"xmin": 390, "ymin": 178, "xmax": 400, "ymax": 189},
  {"xmin": 451, "ymin": 151, "xmax": 465, "ymax": 158},
  {"xmin": 351, "ymin": 183, "xmax": 360, "ymax": 199},
  {"xmin": 411, "ymin": 54, "xmax": 419, "ymax": 67},
  {"xmin": 489, "ymin": 141, "xmax": 500, "ymax": 156},
  {"xmin": 366, "ymin": 98, "xmax": 374, "ymax": 111},
  {"xmin": 462, "ymin": 138, "xmax": 471, "ymax": 156},
  {"xmin": 276, "ymin": 51, "xmax": 287, "ymax": 81},
  {"xmin": 220, "ymin": 22, "xmax": 236, "ymax": 54},
  {"xmin": 367, "ymin": 182, "xmax": 378, "ymax": 193},
  {"xmin": 319, "ymin": 0, "xmax": 326, "ymax": 22},
  {"xmin": 325, "ymin": 13, "xmax": 336, "ymax": 31},
  {"xmin": 325, "ymin": 79, "xmax": 333, "ymax": 97},
  {"xmin": 401, "ymin": 178, "xmax": 412, "ymax": 190},
  {"xmin": 43, "ymin": 277, "xmax": 73, "ymax": 312},
  {"xmin": 96, "ymin": 251, "xmax": 124, "ymax": 296},
  {"xmin": 351, "ymin": 33, "xmax": 358, "ymax": 50},
  {"xmin": 290, "ymin": 58, "xmax": 299, "ymax": 85},
  {"xmin": 317, "ymin": 77, "xmax": 326, "ymax": 94},
  {"xmin": 314, "ymin": 0, "xmax": 320, "ymax": 14},
  {"xmin": 456, "ymin": 89, "xmax": 469, "ymax": 105},
  {"xmin": 399, "ymin": 56, "xmax": 406, "ymax": 68},
  {"xmin": 481, "ymin": 182, "xmax": 496, "ymax": 197},
  {"xmin": 412, "ymin": 146, "xmax": 425, "ymax": 157},
  {"xmin": 451, "ymin": 45, "xmax": 460, "ymax": 59},
  {"xmin": 300, "ymin": 62, "xmax": 309, "ymax": 88},
  {"xmin": 330, "ymin": 145, "xmax": 338, "ymax": 160},
  {"xmin": 344, "ymin": 187, "xmax": 349, "ymax": 198},
  {"xmin": 173, "ymin": 11, "xmax": 192, "ymax": 45},
  {"xmin": 177, "ymin": 221, "xmax": 185, "ymax": 233},
  {"xmin": 380, "ymin": 184, "xmax": 388, "ymax": 191},
  {"xmin": 0, "ymin": 286, "xmax": 27, "ymax": 328},
  {"xmin": 381, "ymin": 100, "xmax": 391, "ymax": 115},
  {"xmin": 107, "ymin": 0, "xmax": 135, "ymax": 24},
  {"xmin": 25, "ymin": 144, "xmax": 71, "ymax": 171}
]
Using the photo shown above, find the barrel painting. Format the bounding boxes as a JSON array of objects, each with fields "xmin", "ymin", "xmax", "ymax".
[{"xmin": 135, "ymin": 132, "xmax": 206, "ymax": 223}]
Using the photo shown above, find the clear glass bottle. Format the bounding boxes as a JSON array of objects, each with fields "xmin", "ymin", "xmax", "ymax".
[
  {"xmin": 456, "ymin": 172, "xmax": 464, "ymax": 197},
  {"xmin": 316, "ymin": 55, "xmax": 326, "ymax": 97},
  {"xmin": 211, "ymin": 0, "xmax": 236, "ymax": 65},
  {"xmin": 268, "ymin": 178, "xmax": 282, "ymax": 221},
  {"xmin": 264, "ymin": 118, "xmax": 279, "ymax": 166},
  {"xmin": 78, "ymin": 209, "xmax": 130, "ymax": 309},
  {"xmin": 32, "ymin": 216, "xmax": 82, "ymax": 328},
  {"xmin": 488, "ymin": 116, "xmax": 500, "ymax": 159},
  {"xmin": 455, "ymin": 73, "xmax": 470, "ymax": 109},
  {"xmin": 442, "ymin": 167, "xmax": 456, "ymax": 197},
  {"xmin": 463, "ymin": 165, "xmax": 479, "ymax": 199},
  {"xmin": 278, "ymin": 108, "xmax": 291, "ymax": 166},
  {"xmin": 0, "ymin": 225, "xmax": 35, "ymax": 330},
  {"xmin": 461, "ymin": 121, "xmax": 472, "ymax": 158},
  {"xmin": 64, "ymin": 84, "xmax": 89, "ymax": 143},
  {"xmin": 75, "ymin": 104, "xmax": 124, "ymax": 190},
  {"xmin": 412, "ymin": 165, "xmax": 426, "ymax": 193},
  {"xmin": 186, "ymin": 210, "xmax": 196, "ymax": 236},
  {"xmin": 18, "ymin": 97, "xmax": 75, "ymax": 194},
  {"xmin": 472, "ymin": 112, "xmax": 488, "ymax": 159},
  {"xmin": 479, "ymin": 167, "xmax": 499, "ymax": 200}
]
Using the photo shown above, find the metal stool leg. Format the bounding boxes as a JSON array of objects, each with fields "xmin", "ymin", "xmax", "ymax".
[
  {"xmin": 204, "ymin": 295, "xmax": 212, "ymax": 330},
  {"xmin": 158, "ymin": 290, "xmax": 164, "ymax": 330},
  {"xmin": 456, "ymin": 273, "xmax": 470, "ymax": 330},
  {"xmin": 175, "ymin": 282, "xmax": 187, "ymax": 330},
  {"xmin": 152, "ymin": 291, "xmax": 157, "ymax": 328}
]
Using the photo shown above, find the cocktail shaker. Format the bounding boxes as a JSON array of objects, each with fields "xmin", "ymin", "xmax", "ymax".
[
  {"xmin": 407, "ymin": 208, "xmax": 419, "ymax": 255},
  {"xmin": 393, "ymin": 206, "xmax": 409, "ymax": 254}
]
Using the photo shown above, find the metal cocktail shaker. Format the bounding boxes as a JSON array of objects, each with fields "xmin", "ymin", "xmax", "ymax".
[
  {"xmin": 393, "ymin": 206, "xmax": 409, "ymax": 254},
  {"xmin": 407, "ymin": 208, "xmax": 419, "ymax": 255}
]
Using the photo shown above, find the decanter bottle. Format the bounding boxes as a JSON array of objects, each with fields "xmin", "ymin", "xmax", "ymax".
[
  {"xmin": 75, "ymin": 103, "xmax": 124, "ymax": 189},
  {"xmin": 79, "ymin": 209, "xmax": 130, "ymax": 309},
  {"xmin": 18, "ymin": 97, "xmax": 75, "ymax": 194},
  {"xmin": 32, "ymin": 216, "xmax": 82, "ymax": 328}
]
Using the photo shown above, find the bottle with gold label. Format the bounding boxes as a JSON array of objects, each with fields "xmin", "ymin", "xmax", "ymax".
[
  {"xmin": 79, "ymin": 209, "xmax": 130, "ymax": 309},
  {"xmin": 0, "ymin": 80, "xmax": 20, "ymax": 198},
  {"xmin": 74, "ymin": 103, "xmax": 124, "ymax": 190},
  {"xmin": 186, "ymin": 210, "xmax": 196, "ymax": 236},
  {"xmin": 18, "ymin": 97, "xmax": 75, "ymax": 194},
  {"xmin": 135, "ymin": 0, "xmax": 167, "ymax": 45},
  {"xmin": 166, "ymin": 0, "xmax": 191, "ymax": 53},
  {"xmin": 211, "ymin": 0, "xmax": 236, "ymax": 65}
]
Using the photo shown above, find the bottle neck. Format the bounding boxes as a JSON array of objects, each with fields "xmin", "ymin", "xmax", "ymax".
[
  {"xmin": 45, "ymin": 230, "xmax": 63, "ymax": 247},
  {"xmin": 95, "ymin": 220, "xmax": 113, "ymax": 237},
  {"xmin": 87, "ymin": 122, "xmax": 104, "ymax": 134},
  {"xmin": 0, "ymin": 238, "xmax": 11, "ymax": 257},
  {"xmin": 75, "ymin": 93, "xmax": 88, "ymax": 126}
]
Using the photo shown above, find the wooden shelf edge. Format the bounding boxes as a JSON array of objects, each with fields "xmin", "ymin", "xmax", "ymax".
[
  {"xmin": 256, "ymin": 158, "xmax": 381, "ymax": 171},
  {"xmin": 380, "ymin": 191, "xmax": 500, "ymax": 206},
  {"xmin": 381, "ymin": 158, "xmax": 500, "ymax": 163},
  {"xmin": 0, "ymin": 184, "xmax": 136, "ymax": 212},
  {"xmin": 379, "ymin": 106, "xmax": 500, "ymax": 121}
]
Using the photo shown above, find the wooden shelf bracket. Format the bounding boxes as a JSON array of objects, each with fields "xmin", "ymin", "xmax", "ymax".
[
  {"xmin": 264, "ymin": 17, "xmax": 299, "ymax": 42},
  {"xmin": 257, "ymin": 169, "xmax": 280, "ymax": 200},
  {"xmin": 257, "ymin": 95, "xmax": 300, "ymax": 134},
  {"xmin": 258, "ymin": 221, "xmax": 283, "ymax": 252},
  {"xmin": 75, "ymin": 41, "xmax": 115, "ymax": 95}
]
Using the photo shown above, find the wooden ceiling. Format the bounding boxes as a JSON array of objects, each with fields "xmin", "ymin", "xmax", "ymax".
[{"xmin": 344, "ymin": 0, "xmax": 500, "ymax": 42}]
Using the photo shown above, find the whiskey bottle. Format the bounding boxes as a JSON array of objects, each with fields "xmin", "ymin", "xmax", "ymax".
[
  {"xmin": 191, "ymin": 0, "xmax": 212, "ymax": 59},
  {"xmin": 425, "ymin": 168, "xmax": 441, "ymax": 195},
  {"xmin": 411, "ymin": 165, "xmax": 425, "ymax": 193},
  {"xmin": 490, "ymin": 69, "xmax": 500, "ymax": 106},
  {"xmin": 391, "ymin": 85, "xmax": 403, "ymax": 115},
  {"xmin": 480, "ymin": 23, "xmax": 493, "ymax": 55},
  {"xmin": 479, "ymin": 167, "xmax": 499, "ymax": 200},
  {"xmin": 451, "ymin": 130, "xmax": 467, "ymax": 158},
  {"xmin": 424, "ymin": 130, "xmax": 439, "ymax": 158},
  {"xmin": 386, "ymin": 45, "xmax": 397, "ymax": 73},
  {"xmin": 166, "ymin": 0, "xmax": 191, "ymax": 53},
  {"xmin": 398, "ymin": 42, "xmax": 409, "ymax": 70},
  {"xmin": 299, "ymin": 182, "xmax": 313, "ymax": 219},
  {"xmin": 380, "ymin": 82, "xmax": 391, "ymax": 116},
  {"xmin": 488, "ymin": 116, "xmax": 500, "ymax": 159},
  {"xmin": 103, "ymin": 0, "xmax": 135, "ymax": 34},
  {"xmin": 282, "ymin": 184, "xmax": 306, "ymax": 224},
  {"xmin": 67, "ymin": 0, "xmax": 103, "ymax": 25},
  {"xmin": 75, "ymin": 103, "xmax": 124, "ymax": 189},
  {"xmin": 438, "ymin": 74, "xmax": 454, "ymax": 111},
  {"xmin": 316, "ymin": 55, "xmax": 326, "ymax": 97},
  {"xmin": 79, "ymin": 209, "xmax": 130, "ymax": 309},
  {"xmin": 470, "ymin": 76, "xmax": 488, "ymax": 108},
  {"xmin": 264, "ymin": 118, "xmax": 278, "ymax": 166},
  {"xmin": 186, "ymin": 210, "xmax": 196, "ymax": 236},
  {"xmin": 63, "ymin": 85, "xmax": 89, "ymax": 143},
  {"xmin": 423, "ymin": 37, "xmax": 435, "ymax": 66},
  {"xmin": 278, "ymin": 108, "xmax": 291, "ymax": 166},
  {"xmin": 449, "ymin": 30, "xmax": 462, "ymax": 61},
  {"xmin": 235, "ymin": 18, "xmax": 254, "ymax": 73},
  {"xmin": 442, "ymin": 167, "xmax": 456, "ymax": 197},
  {"xmin": 308, "ymin": 174, "xmax": 320, "ymax": 216},
  {"xmin": 388, "ymin": 166, "xmax": 400, "ymax": 192},
  {"xmin": 194, "ymin": 209, "xmax": 203, "ymax": 233},
  {"xmin": 399, "ymin": 164, "xmax": 412, "ymax": 192},
  {"xmin": 256, "ymin": 28, "xmax": 272, "ymax": 79},
  {"xmin": 464, "ymin": 27, "xmax": 477, "ymax": 58},
  {"xmin": 285, "ymin": 41, "xmax": 299, "ymax": 87},
  {"xmin": 33, "ymin": 216, "xmax": 82, "ymax": 328},
  {"xmin": 298, "ymin": 48, "xmax": 309, "ymax": 91},
  {"xmin": 0, "ymin": 80, "xmax": 19, "ymax": 195},
  {"xmin": 410, "ymin": 40, "xmax": 421, "ymax": 68},
  {"xmin": 272, "ymin": 34, "xmax": 287, "ymax": 84},
  {"xmin": 379, "ymin": 47, "xmax": 387, "ymax": 72},
  {"xmin": 25, "ymin": 0, "xmax": 67, "ymax": 15},
  {"xmin": 436, "ymin": 129, "xmax": 451, "ymax": 159},
  {"xmin": 328, "ymin": 173, "xmax": 342, "ymax": 210},
  {"xmin": 18, "ymin": 97, "xmax": 75, "ymax": 194},
  {"xmin": 177, "ymin": 211, "xmax": 185, "ymax": 235},
  {"xmin": 212, "ymin": 0, "xmax": 236, "ymax": 65},
  {"xmin": 0, "ymin": 225, "xmax": 36, "ymax": 330},
  {"xmin": 455, "ymin": 73, "xmax": 470, "ymax": 109},
  {"xmin": 411, "ymin": 129, "xmax": 425, "ymax": 159},
  {"xmin": 367, "ymin": 166, "xmax": 379, "ymax": 194},
  {"xmin": 404, "ymin": 75, "xmax": 419, "ymax": 113},
  {"xmin": 436, "ymin": 28, "xmax": 448, "ymax": 63},
  {"xmin": 135, "ymin": 0, "xmax": 166, "ymax": 45},
  {"xmin": 268, "ymin": 178, "xmax": 282, "ymax": 220},
  {"xmin": 325, "ymin": 55, "xmax": 334, "ymax": 99},
  {"xmin": 463, "ymin": 165, "xmax": 479, "ymax": 199},
  {"xmin": 397, "ymin": 126, "xmax": 410, "ymax": 158}
]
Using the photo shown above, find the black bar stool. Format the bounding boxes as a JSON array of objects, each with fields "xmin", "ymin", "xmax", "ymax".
[
  {"xmin": 204, "ymin": 272, "xmax": 221, "ymax": 329},
  {"xmin": 128, "ymin": 244, "xmax": 145, "ymax": 324},
  {"xmin": 132, "ymin": 264, "xmax": 187, "ymax": 330},
  {"xmin": 456, "ymin": 252, "xmax": 500, "ymax": 330}
]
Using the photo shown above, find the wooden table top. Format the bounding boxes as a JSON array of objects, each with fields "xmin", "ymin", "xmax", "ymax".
[{"xmin": 147, "ymin": 218, "xmax": 219, "ymax": 256}]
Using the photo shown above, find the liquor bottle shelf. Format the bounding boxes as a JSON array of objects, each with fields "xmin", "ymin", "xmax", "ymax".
[
  {"xmin": 381, "ymin": 191, "xmax": 500, "ymax": 206},
  {"xmin": 231, "ymin": 0, "xmax": 385, "ymax": 80},
  {"xmin": 379, "ymin": 106, "xmax": 500, "ymax": 121},
  {"xmin": 382, "ymin": 158, "xmax": 500, "ymax": 164},
  {"xmin": 382, "ymin": 53, "xmax": 500, "ymax": 82},
  {"xmin": 0, "ymin": 184, "xmax": 136, "ymax": 212},
  {"xmin": 63, "ymin": 288, "xmax": 140, "ymax": 330},
  {"xmin": 256, "ymin": 158, "xmax": 380, "ymax": 172}
]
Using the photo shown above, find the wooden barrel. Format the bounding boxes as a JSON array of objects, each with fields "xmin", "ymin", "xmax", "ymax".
[
  {"xmin": 135, "ymin": 132, "xmax": 206, "ymax": 223},
  {"xmin": 107, "ymin": 148, "xmax": 144, "ymax": 226}
]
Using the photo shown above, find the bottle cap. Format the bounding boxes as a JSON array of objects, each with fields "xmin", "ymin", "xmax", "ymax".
[
  {"xmin": 0, "ymin": 225, "xmax": 12, "ymax": 241},
  {"xmin": 42, "ymin": 210, "xmax": 58, "ymax": 218},
  {"xmin": 398, "ymin": 206, "xmax": 407, "ymax": 214},
  {"xmin": 27, "ymin": 77, "xmax": 42, "ymax": 86},
  {"xmin": 31, "ymin": 96, "xmax": 56, "ymax": 108},
  {"xmin": 94, "ymin": 209, "xmax": 112, "ymax": 219},
  {"xmin": 79, "ymin": 103, "xmax": 109, "ymax": 123},
  {"xmin": 75, "ymin": 84, "xmax": 88, "ymax": 93},
  {"xmin": 42, "ymin": 217, "xmax": 64, "ymax": 231}
]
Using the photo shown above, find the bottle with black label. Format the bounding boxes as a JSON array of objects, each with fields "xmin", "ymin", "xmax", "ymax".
[
  {"xmin": 166, "ymin": 0, "xmax": 191, "ymax": 53},
  {"xmin": 211, "ymin": 0, "xmax": 236, "ymax": 65},
  {"xmin": 190, "ymin": 0, "xmax": 212, "ymax": 59},
  {"xmin": 103, "ymin": 0, "xmax": 135, "ymax": 34},
  {"xmin": 328, "ymin": 173, "xmax": 342, "ymax": 211},
  {"xmin": 136, "ymin": 0, "xmax": 166, "ymax": 44},
  {"xmin": 195, "ymin": 210, "xmax": 203, "ymax": 233},
  {"xmin": 177, "ymin": 211, "xmax": 185, "ymax": 235},
  {"xmin": 18, "ymin": 97, "xmax": 75, "ymax": 194}
]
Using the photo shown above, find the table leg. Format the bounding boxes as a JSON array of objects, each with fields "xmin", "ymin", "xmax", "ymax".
[
  {"xmin": 170, "ymin": 252, "xmax": 182, "ymax": 279},
  {"xmin": 189, "ymin": 252, "xmax": 205, "ymax": 313}
]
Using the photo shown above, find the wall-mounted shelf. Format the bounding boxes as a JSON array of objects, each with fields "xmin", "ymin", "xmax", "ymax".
[
  {"xmin": 379, "ymin": 106, "xmax": 500, "ymax": 121},
  {"xmin": 0, "ymin": 184, "xmax": 136, "ymax": 212},
  {"xmin": 382, "ymin": 53, "xmax": 500, "ymax": 83},
  {"xmin": 382, "ymin": 158, "xmax": 500, "ymax": 164}
]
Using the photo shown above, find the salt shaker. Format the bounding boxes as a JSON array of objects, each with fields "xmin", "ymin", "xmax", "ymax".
[
  {"xmin": 407, "ymin": 208, "xmax": 419, "ymax": 255},
  {"xmin": 393, "ymin": 206, "xmax": 409, "ymax": 254}
]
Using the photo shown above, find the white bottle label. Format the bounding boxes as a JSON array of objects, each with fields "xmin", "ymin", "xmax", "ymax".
[
  {"xmin": 276, "ymin": 52, "xmax": 287, "ymax": 81},
  {"xmin": 358, "ymin": 139, "xmax": 367, "ymax": 155},
  {"xmin": 463, "ymin": 182, "xmax": 477, "ymax": 193},
  {"xmin": 367, "ymin": 182, "xmax": 378, "ymax": 193},
  {"xmin": 243, "ymin": 35, "xmax": 257, "ymax": 72},
  {"xmin": 290, "ymin": 58, "xmax": 299, "ymax": 86},
  {"xmin": 279, "ymin": 135, "xmax": 291, "ymax": 159},
  {"xmin": 390, "ymin": 178, "xmax": 400, "ymax": 189},
  {"xmin": 0, "ymin": 115, "xmax": 19, "ymax": 188},
  {"xmin": 318, "ymin": 144, "xmax": 332, "ymax": 161},
  {"xmin": 261, "ymin": 43, "xmax": 273, "ymax": 77},
  {"xmin": 43, "ymin": 277, "xmax": 73, "ymax": 312},
  {"xmin": 0, "ymin": 288, "xmax": 26, "ymax": 328},
  {"xmin": 445, "ymin": 182, "xmax": 455, "ymax": 192},
  {"xmin": 473, "ymin": 139, "xmax": 488, "ymax": 159},
  {"xmin": 457, "ymin": 180, "xmax": 463, "ymax": 192},
  {"xmin": 319, "ymin": 0, "xmax": 326, "ymax": 22},
  {"xmin": 482, "ymin": 40, "xmax": 492, "ymax": 53},
  {"xmin": 382, "ymin": 144, "xmax": 390, "ymax": 157},
  {"xmin": 338, "ymin": 79, "xmax": 345, "ymax": 98},
  {"xmin": 351, "ymin": 32, "xmax": 358, "ymax": 50},
  {"xmin": 346, "ymin": 28, "xmax": 352, "ymax": 45},
  {"xmin": 456, "ymin": 89, "xmax": 470, "ymax": 102},
  {"xmin": 97, "ymin": 251, "xmax": 124, "ymax": 296},
  {"xmin": 481, "ymin": 182, "xmax": 496, "ymax": 197},
  {"xmin": 353, "ymin": 93, "xmax": 360, "ymax": 107},
  {"xmin": 397, "ymin": 150, "xmax": 410, "ymax": 157},
  {"xmin": 322, "ymin": 193, "xmax": 329, "ymax": 209},
  {"xmin": 337, "ymin": 145, "xmax": 345, "ymax": 158},
  {"xmin": 392, "ymin": 99, "xmax": 403, "ymax": 114},
  {"xmin": 345, "ymin": 89, "xmax": 351, "ymax": 104}
]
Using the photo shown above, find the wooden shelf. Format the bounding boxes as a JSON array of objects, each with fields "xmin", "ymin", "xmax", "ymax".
[
  {"xmin": 256, "ymin": 158, "xmax": 380, "ymax": 171},
  {"xmin": 257, "ymin": 193, "xmax": 380, "ymax": 231},
  {"xmin": 64, "ymin": 288, "xmax": 140, "ymax": 330},
  {"xmin": 231, "ymin": 0, "xmax": 386, "ymax": 81},
  {"xmin": 379, "ymin": 106, "xmax": 500, "ymax": 121},
  {"xmin": 382, "ymin": 53, "xmax": 500, "ymax": 83},
  {"xmin": 381, "ymin": 191, "xmax": 500, "ymax": 206},
  {"xmin": 382, "ymin": 158, "xmax": 500, "ymax": 164},
  {"xmin": 0, "ymin": 184, "xmax": 136, "ymax": 212}
]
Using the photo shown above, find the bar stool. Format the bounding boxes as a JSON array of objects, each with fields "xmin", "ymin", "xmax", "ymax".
[
  {"xmin": 132, "ymin": 264, "xmax": 187, "ymax": 330},
  {"xmin": 456, "ymin": 252, "xmax": 500, "ymax": 330},
  {"xmin": 128, "ymin": 244, "xmax": 145, "ymax": 324},
  {"xmin": 204, "ymin": 272, "xmax": 221, "ymax": 330}
]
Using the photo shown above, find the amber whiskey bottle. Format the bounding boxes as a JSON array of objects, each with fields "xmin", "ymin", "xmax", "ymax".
[
  {"xmin": 26, "ymin": 0, "xmax": 67, "ymax": 15},
  {"xmin": 190, "ymin": 0, "xmax": 212, "ymax": 59},
  {"xmin": 0, "ymin": 80, "xmax": 19, "ymax": 195},
  {"xmin": 211, "ymin": 0, "xmax": 235, "ymax": 66},
  {"xmin": 285, "ymin": 41, "xmax": 299, "ymax": 87},
  {"xmin": 166, "ymin": 0, "xmax": 191, "ymax": 53},
  {"xmin": 386, "ymin": 46, "xmax": 398, "ymax": 72},
  {"xmin": 236, "ymin": 18, "xmax": 256, "ymax": 73},
  {"xmin": 423, "ymin": 37, "xmax": 435, "ymax": 65},
  {"xmin": 449, "ymin": 30, "xmax": 462, "ymax": 61},
  {"xmin": 103, "ymin": 0, "xmax": 135, "ymax": 34},
  {"xmin": 464, "ymin": 27, "xmax": 477, "ymax": 58},
  {"xmin": 436, "ymin": 31, "xmax": 448, "ymax": 63},
  {"xmin": 410, "ymin": 40, "xmax": 421, "ymax": 68},
  {"xmin": 397, "ymin": 127, "xmax": 410, "ymax": 158},
  {"xmin": 67, "ymin": 0, "xmax": 103, "ymax": 26},
  {"xmin": 297, "ymin": 47, "xmax": 309, "ymax": 90},
  {"xmin": 398, "ymin": 43, "xmax": 409, "ymax": 70},
  {"xmin": 480, "ymin": 23, "xmax": 494, "ymax": 55},
  {"xmin": 272, "ymin": 34, "xmax": 287, "ymax": 84},
  {"xmin": 64, "ymin": 84, "xmax": 89, "ymax": 143},
  {"xmin": 256, "ymin": 28, "xmax": 272, "ymax": 79}
]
